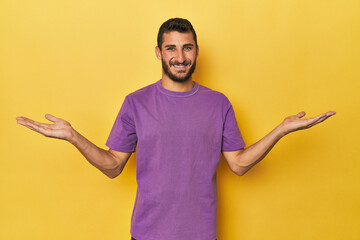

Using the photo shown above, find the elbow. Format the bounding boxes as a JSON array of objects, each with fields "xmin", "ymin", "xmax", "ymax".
[
  {"xmin": 107, "ymin": 174, "xmax": 118, "ymax": 179},
  {"xmin": 235, "ymin": 170, "xmax": 246, "ymax": 176},
  {"xmin": 102, "ymin": 167, "xmax": 123, "ymax": 179},
  {"xmin": 106, "ymin": 171, "xmax": 118, "ymax": 179},
  {"xmin": 234, "ymin": 165, "xmax": 250, "ymax": 176},
  {"xmin": 236, "ymin": 171, "xmax": 245, "ymax": 176},
  {"xmin": 236, "ymin": 169, "xmax": 249, "ymax": 176},
  {"xmin": 102, "ymin": 159, "xmax": 124, "ymax": 179}
]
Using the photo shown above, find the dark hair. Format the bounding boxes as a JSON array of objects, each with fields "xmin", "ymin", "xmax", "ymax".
[{"xmin": 157, "ymin": 18, "xmax": 198, "ymax": 50}]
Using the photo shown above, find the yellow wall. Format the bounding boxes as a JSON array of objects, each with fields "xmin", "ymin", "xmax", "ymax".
[{"xmin": 1, "ymin": 0, "xmax": 359, "ymax": 239}]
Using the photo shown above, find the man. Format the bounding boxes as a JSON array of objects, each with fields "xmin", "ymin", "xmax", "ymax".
[{"xmin": 16, "ymin": 18, "xmax": 335, "ymax": 240}]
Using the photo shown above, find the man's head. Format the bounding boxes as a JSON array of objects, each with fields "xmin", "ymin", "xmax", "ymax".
[
  {"xmin": 155, "ymin": 18, "xmax": 199, "ymax": 83},
  {"xmin": 157, "ymin": 18, "xmax": 198, "ymax": 50}
]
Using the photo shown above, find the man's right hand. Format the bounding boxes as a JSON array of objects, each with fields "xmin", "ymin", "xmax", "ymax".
[
  {"xmin": 16, "ymin": 114, "xmax": 74, "ymax": 141},
  {"xmin": 16, "ymin": 113, "xmax": 131, "ymax": 178}
]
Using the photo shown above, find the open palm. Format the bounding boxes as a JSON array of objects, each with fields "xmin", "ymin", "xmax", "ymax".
[
  {"xmin": 16, "ymin": 114, "xmax": 74, "ymax": 141},
  {"xmin": 282, "ymin": 111, "xmax": 336, "ymax": 134}
]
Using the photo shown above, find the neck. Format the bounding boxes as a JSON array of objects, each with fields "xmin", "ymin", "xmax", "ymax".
[{"xmin": 160, "ymin": 76, "xmax": 194, "ymax": 92}]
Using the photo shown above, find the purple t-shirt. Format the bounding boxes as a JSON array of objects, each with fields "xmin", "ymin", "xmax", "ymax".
[{"xmin": 106, "ymin": 80, "xmax": 245, "ymax": 240}]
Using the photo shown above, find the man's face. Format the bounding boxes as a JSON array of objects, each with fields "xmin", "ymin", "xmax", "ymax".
[{"xmin": 156, "ymin": 31, "xmax": 199, "ymax": 83}]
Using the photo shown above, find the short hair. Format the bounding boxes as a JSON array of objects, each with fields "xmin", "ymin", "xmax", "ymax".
[{"xmin": 157, "ymin": 18, "xmax": 198, "ymax": 50}]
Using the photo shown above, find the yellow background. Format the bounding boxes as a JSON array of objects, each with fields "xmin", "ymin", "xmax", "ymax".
[{"xmin": 1, "ymin": 0, "xmax": 359, "ymax": 239}]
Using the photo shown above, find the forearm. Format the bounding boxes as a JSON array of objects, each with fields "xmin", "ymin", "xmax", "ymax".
[
  {"xmin": 235, "ymin": 123, "xmax": 286, "ymax": 175},
  {"xmin": 68, "ymin": 128, "xmax": 120, "ymax": 173}
]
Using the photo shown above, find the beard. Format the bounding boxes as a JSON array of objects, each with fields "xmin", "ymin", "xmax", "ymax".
[{"xmin": 161, "ymin": 58, "xmax": 197, "ymax": 83}]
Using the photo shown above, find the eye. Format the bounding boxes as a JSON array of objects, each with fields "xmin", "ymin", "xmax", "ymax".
[
  {"xmin": 184, "ymin": 46, "xmax": 192, "ymax": 50},
  {"xmin": 166, "ymin": 47, "xmax": 175, "ymax": 51}
]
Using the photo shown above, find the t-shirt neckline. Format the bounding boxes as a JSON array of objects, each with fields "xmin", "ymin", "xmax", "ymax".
[{"xmin": 156, "ymin": 79, "xmax": 199, "ymax": 97}]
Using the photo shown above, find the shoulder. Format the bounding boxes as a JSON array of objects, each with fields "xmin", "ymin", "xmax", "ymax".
[
  {"xmin": 124, "ymin": 82, "xmax": 157, "ymax": 104},
  {"xmin": 128, "ymin": 82, "xmax": 156, "ymax": 98},
  {"xmin": 197, "ymin": 83, "xmax": 231, "ymax": 105}
]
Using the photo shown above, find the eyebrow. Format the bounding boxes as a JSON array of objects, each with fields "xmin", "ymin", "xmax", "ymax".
[
  {"xmin": 164, "ymin": 44, "xmax": 176, "ymax": 48},
  {"xmin": 183, "ymin": 44, "xmax": 194, "ymax": 48},
  {"xmin": 164, "ymin": 43, "xmax": 195, "ymax": 48}
]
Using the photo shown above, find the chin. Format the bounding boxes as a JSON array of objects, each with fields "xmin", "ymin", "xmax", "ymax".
[{"xmin": 162, "ymin": 59, "xmax": 196, "ymax": 83}]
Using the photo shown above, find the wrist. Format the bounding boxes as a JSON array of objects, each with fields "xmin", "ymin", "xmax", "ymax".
[
  {"xmin": 67, "ymin": 127, "xmax": 78, "ymax": 144},
  {"xmin": 276, "ymin": 123, "xmax": 288, "ymax": 138}
]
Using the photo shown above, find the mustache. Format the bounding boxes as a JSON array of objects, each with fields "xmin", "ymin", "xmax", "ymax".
[{"xmin": 169, "ymin": 60, "xmax": 191, "ymax": 66}]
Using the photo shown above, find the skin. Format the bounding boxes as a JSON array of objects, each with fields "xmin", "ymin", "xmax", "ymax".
[
  {"xmin": 16, "ymin": 30, "xmax": 336, "ymax": 178},
  {"xmin": 155, "ymin": 31, "xmax": 198, "ymax": 92}
]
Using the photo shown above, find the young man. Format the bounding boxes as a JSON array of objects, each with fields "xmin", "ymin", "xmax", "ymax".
[{"xmin": 16, "ymin": 18, "xmax": 336, "ymax": 240}]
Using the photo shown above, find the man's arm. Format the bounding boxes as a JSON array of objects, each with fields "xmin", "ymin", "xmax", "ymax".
[
  {"xmin": 222, "ymin": 111, "xmax": 336, "ymax": 176},
  {"xmin": 16, "ymin": 114, "xmax": 131, "ymax": 179}
]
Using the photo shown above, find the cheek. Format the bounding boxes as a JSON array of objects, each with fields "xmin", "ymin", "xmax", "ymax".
[
  {"xmin": 186, "ymin": 51, "xmax": 197, "ymax": 60},
  {"xmin": 162, "ymin": 54, "xmax": 173, "ymax": 62}
]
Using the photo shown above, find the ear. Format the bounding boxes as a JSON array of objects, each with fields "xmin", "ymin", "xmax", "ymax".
[
  {"xmin": 196, "ymin": 45, "xmax": 199, "ymax": 58},
  {"xmin": 155, "ymin": 46, "xmax": 162, "ymax": 60}
]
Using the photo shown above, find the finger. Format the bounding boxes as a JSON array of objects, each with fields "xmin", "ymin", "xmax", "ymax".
[
  {"xmin": 31, "ymin": 119, "xmax": 52, "ymax": 129},
  {"xmin": 298, "ymin": 114, "xmax": 326, "ymax": 129},
  {"xmin": 306, "ymin": 118, "xmax": 326, "ymax": 128},
  {"xmin": 45, "ymin": 114, "xmax": 59, "ymax": 123},
  {"xmin": 17, "ymin": 119, "xmax": 49, "ymax": 135},
  {"xmin": 18, "ymin": 116, "xmax": 55, "ymax": 127},
  {"xmin": 18, "ymin": 121, "xmax": 38, "ymax": 132},
  {"xmin": 17, "ymin": 117, "xmax": 52, "ymax": 133},
  {"xmin": 309, "ymin": 112, "xmax": 327, "ymax": 122},
  {"xmin": 306, "ymin": 114, "xmax": 334, "ymax": 128},
  {"xmin": 16, "ymin": 116, "xmax": 31, "ymax": 122},
  {"xmin": 296, "ymin": 111, "xmax": 306, "ymax": 118},
  {"xmin": 18, "ymin": 117, "xmax": 47, "ymax": 127},
  {"xmin": 311, "ymin": 111, "xmax": 336, "ymax": 120},
  {"xmin": 325, "ymin": 111, "xmax": 336, "ymax": 116},
  {"xmin": 16, "ymin": 116, "xmax": 35, "ymax": 126}
]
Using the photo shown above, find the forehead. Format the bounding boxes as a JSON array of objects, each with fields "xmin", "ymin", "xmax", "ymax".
[{"xmin": 162, "ymin": 31, "xmax": 195, "ymax": 47}]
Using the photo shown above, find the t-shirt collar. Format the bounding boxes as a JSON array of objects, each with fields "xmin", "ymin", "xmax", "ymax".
[{"xmin": 156, "ymin": 79, "xmax": 199, "ymax": 97}]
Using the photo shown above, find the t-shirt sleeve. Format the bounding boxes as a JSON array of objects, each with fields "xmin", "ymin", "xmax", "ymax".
[
  {"xmin": 222, "ymin": 98, "xmax": 246, "ymax": 151},
  {"xmin": 106, "ymin": 96, "xmax": 138, "ymax": 152}
]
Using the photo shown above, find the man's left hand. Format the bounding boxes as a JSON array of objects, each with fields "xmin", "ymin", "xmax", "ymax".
[{"xmin": 281, "ymin": 111, "xmax": 336, "ymax": 135}]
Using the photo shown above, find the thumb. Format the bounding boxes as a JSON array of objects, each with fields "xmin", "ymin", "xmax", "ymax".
[
  {"xmin": 296, "ymin": 111, "xmax": 306, "ymax": 118},
  {"xmin": 45, "ymin": 114, "xmax": 59, "ymax": 123}
]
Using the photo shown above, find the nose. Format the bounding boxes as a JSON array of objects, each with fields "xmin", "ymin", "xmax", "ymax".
[{"xmin": 176, "ymin": 49, "xmax": 185, "ymax": 63}]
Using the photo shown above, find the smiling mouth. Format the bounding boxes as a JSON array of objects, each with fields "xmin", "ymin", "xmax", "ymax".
[{"xmin": 171, "ymin": 64, "xmax": 189, "ymax": 71}]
